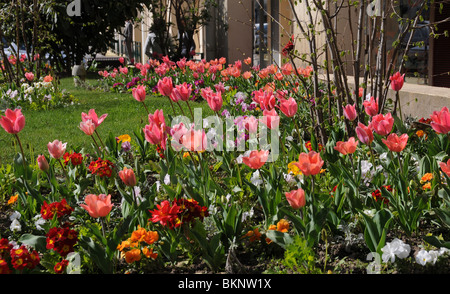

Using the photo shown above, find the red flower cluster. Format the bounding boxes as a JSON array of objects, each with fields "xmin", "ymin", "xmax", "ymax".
[
  {"xmin": 46, "ymin": 225, "xmax": 78, "ymax": 257},
  {"xmin": 282, "ymin": 35, "xmax": 294, "ymax": 56},
  {"xmin": 418, "ymin": 117, "xmax": 432, "ymax": 124},
  {"xmin": 63, "ymin": 151, "xmax": 83, "ymax": 166},
  {"xmin": 0, "ymin": 239, "xmax": 40, "ymax": 273},
  {"xmin": 372, "ymin": 185, "xmax": 392, "ymax": 204},
  {"xmin": 40, "ymin": 199, "xmax": 73, "ymax": 220},
  {"xmin": 10, "ymin": 245, "xmax": 40, "ymax": 270},
  {"xmin": 88, "ymin": 158, "xmax": 114, "ymax": 177},
  {"xmin": 54, "ymin": 259, "xmax": 69, "ymax": 274},
  {"xmin": 305, "ymin": 141, "xmax": 323, "ymax": 152},
  {"xmin": 156, "ymin": 144, "xmax": 165, "ymax": 159},
  {"xmin": 149, "ymin": 198, "xmax": 209, "ymax": 229}
]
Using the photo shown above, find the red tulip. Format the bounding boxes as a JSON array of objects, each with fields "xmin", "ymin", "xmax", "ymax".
[
  {"xmin": 37, "ymin": 155, "xmax": 49, "ymax": 172},
  {"xmin": 119, "ymin": 167, "xmax": 137, "ymax": 187},
  {"xmin": 439, "ymin": 159, "xmax": 450, "ymax": 178},
  {"xmin": 293, "ymin": 151, "xmax": 324, "ymax": 176},
  {"xmin": 47, "ymin": 140, "xmax": 67, "ymax": 159},
  {"xmin": 370, "ymin": 113, "xmax": 394, "ymax": 136},
  {"xmin": 390, "ymin": 72, "xmax": 405, "ymax": 92},
  {"xmin": 285, "ymin": 188, "xmax": 306, "ymax": 209},
  {"xmin": 278, "ymin": 97, "xmax": 298, "ymax": 117},
  {"xmin": 343, "ymin": 104, "xmax": 357, "ymax": 121},
  {"xmin": 334, "ymin": 137, "xmax": 358, "ymax": 155},
  {"xmin": 382, "ymin": 133, "xmax": 408, "ymax": 152},
  {"xmin": 430, "ymin": 107, "xmax": 450, "ymax": 134},
  {"xmin": 157, "ymin": 77, "xmax": 173, "ymax": 97},
  {"xmin": 80, "ymin": 194, "xmax": 113, "ymax": 218},
  {"xmin": 0, "ymin": 108, "xmax": 25, "ymax": 134},
  {"xmin": 79, "ymin": 119, "xmax": 96, "ymax": 136},
  {"xmin": 81, "ymin": 109, "xmax": 107, "ymax": 128},
  {"xmin": 242, "ymin": 150, "xmax": 269, "ymax": 170},
  {"xmin": 132, "ymin": 85, "xmax": 146, "ymax": 102},
  {"xmin": 363, "ymin": 97, "xmax": 379, "ymax": 117},
  {"xmin": 171, "ymin": 82, "xmax": 192, "ymax": 102},
  {"xmin": 355, "ymin": 122, "xmax": 374, "ymax": 145}
]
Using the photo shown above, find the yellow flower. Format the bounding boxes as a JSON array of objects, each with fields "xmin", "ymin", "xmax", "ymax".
[
  {"xmin": 7, "ymin": 194, "xmax": 18, "ymax": 205},
  {"xmin": 288, "ymin": 161, "xmax": 302, "ymax": 176},
  {"xmin": 117, "ymin": 134, "xmax": 131, "ymax": 143}
]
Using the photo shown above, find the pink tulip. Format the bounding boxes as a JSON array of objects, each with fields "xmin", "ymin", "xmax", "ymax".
[
  {"xmin": 244, "ymin": 116, "xmax": 259, "ymax": 133},
  {"xmin": 363, "ymin": 97, "xmax": 379, "ymax": 117},
  {"xmin": 343, "ymin": 104, "xmax": 357, "ymax": 121},
  {"xmin": 390, "ymin": 72, "xmax": 405, "ymax": 92},
  {"xmin": 80, "ymin": 194, "xmax": 113, "ymax": 218},
  {"xmin": 253, "ymin": 89, "xmax": 275, "ymax": 110},
  {"xmin": 334, "ymin": 137, "xmax": 358, "ymax": 155},
  {"xmin": 278, "ymin": 97, "xmax": 298, "ymax": 117},
  {"xmin": 439, "ymin": 159, "xmax": 450, "ymax": 178},
  {"xmin": 285, "ymin": 188, "xmax": 306, "ymax": 209},
  {"xmin": 0, "ymin": 108, "xmax": 25, "ymax": 134},
  {"xmin": 81, "ymin": 109, "xmax": 108, "ymax": 128},
  {"xmin": 200, "ymin": 87, "xmax": 214, "ymax": 101},
  {"xmin": 25, "ymin": 72, "xmax": 34, "ymax": 81},
  {"xmin": 355, "ymin": 122, "xmax": 374, "ymax": 145},
  {"xmin": 132, "ymin": 85, "xmax": 146, "ymax": 102},
  {"xmin": 430, "ymin": 107, "xmax": 450, "ymax": 134},
  {"xmin": 79, "ymin": 119, "xmax": 96, "ymax": 136},
  {"xmin": 382, "ymin": 133, "xmax": 408, "ymax": 153},
  {"xmin": 207, "ymin": 92, "xmax": 223, "ymax": 112},
  {"xmin": 171, "ymin": 83, "xmax": 192, "ymax": 102},
  {"xmin": 181, "ymin": 129, "xmax": 207, "ymax": 152},
  {"xmin": 260, "ymin": 109, "xmax": 280, "ymax": 130},
  {"xmin": 370, "ymin": 113, "xmax": 394, "ymax": 136},
  {"xmin": 37, "ymin": 155, "xmax": 49, "ymax": 172},
  {"xmin": 148, "ymin": 109, "xmax": 166, "ymax": 128},
  {"xmin": 143, "ymin": 122, "xmax": 167, "ymax": 150},
  {"xmin": 170, "ymin": 122, "xmax": 189, "ymax": 151},
  {"xmin": 47, "ymin": 140, "xmax": 67, "ymax": 159},
  {"xmin": 157, "ymin": 77, "xmax": 173, "ymax": 97},
  {"xmin": 293, "ymin": 151, "xmax": 324, "ymax": 176},
  {"xmin": 118, "ymin": 167, "xmax": 137, "ymax": 187},
  {"xmin": 242, "ymin": 150, "xmax": 269, "ymax": 170},
  {"xmin": 119, "ymin": 57, "xmax": 124, "ymax": 64}
]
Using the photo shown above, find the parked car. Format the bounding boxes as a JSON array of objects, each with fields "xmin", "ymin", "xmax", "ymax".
[
  {"xmin": 254, "ymin": 23, "xmax": 268, "ymax": 50},
  {"xmin": 1, "ymin": 37, "xmax": 27, "ymax": 59}
]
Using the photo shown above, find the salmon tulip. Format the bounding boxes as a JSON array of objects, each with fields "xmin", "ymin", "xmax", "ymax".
[
  {"xmin": 356, "ymin": 122, "xmax": 374, "ymax": 145},
  {"xmin": 0, "ymin": 108, "xmax": 25, "ymax": 134},
  {"xmin": 261, "ymin": 109, "xmax": 280, "ymax": 130},
  {"xmin": 382, "ymin": 133, "xmax": 409, "ymax": 152},
  {"xmin": 79, "ymin": 119, "xmax": 96, "ymax": 136},
  {"xmin": 293, "ymin": 151, "xmax": 324, "ymax": 176},
  {"xmin": 171, "ymin": 82, "xmax": 192, "ymax": 102},
  {"xmin": 334, "ymin": 137, "xmax": 358, "ymax": 155},
  {"xmin": 278, "ymin": 97, "xmax": 298, "ymax": 117},
  {"xmin": 207, "ymin": 92, "xmax": 223, "ymax": 113},
  {"xmin": 285, "ymin": 188, "xmax": 306, "ymax": 209},
  {"xmin": 37, "ymin": 155, "xmax": 49, "ymax": 172},
  {"xmin": 242, "ymin": 150, "xmax": 269, "ymax": 170},
  {"xmin": 157, "ymin": 77, "xmax": 173, "ymax": 97},
  {"xmin": 80, "ymin": 194, "xmax": 113, "ymax": 218},
  {"xmin": 119, "ymin": 167, "xmax": 137, "ymax": 187},
  {"xmin": 81, "ymin": 109, "xmax": 108, "ymax": 128}
]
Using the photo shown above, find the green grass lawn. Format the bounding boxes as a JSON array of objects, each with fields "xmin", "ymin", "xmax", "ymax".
[{"xmin": 0, "ymin": 75, "xmax": 212, "ymax": 165}]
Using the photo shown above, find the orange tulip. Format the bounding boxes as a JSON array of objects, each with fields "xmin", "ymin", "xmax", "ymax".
[
  {"xmin": 293, "ymin": 151, "xmax": 324, "ymax": 176},
  {"xmin": 119, "ymin": 167, "xmax": 137, "ymax": 187}
]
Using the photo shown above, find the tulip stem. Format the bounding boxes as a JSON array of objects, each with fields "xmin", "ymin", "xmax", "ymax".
[
  {"xmin": 142, "ymin": 101, "xmax": 150, "ymax": 115},
  {"xmin": 294, "ymin": 119, "xmax": 303, "ymax": 145},
  {"xmin": 14, "ymin": 134, "xmax": 27, "ymax": 177},
  {"xmin": 90, "ymin": 135, "xmax": 101, "ymax": 154},
  {"xmin": 368, "ymin": 144, "xmax": 376, "ymax": 167},
  {"xmin": 176, "ymin": 101, "xmax": 186, "ymax": 117},
  {"xmin": 168, "ymin": 97, "xmax": 177, "ymax": 116},
  {"xmin": 57, "ymin": 158, "xmax": 70, "ymax": 183},
  {"xmin": 95, "ymin": 130, "xmax": 107, "ymax": 153},
  {"xmin": 186, "ymin": 101, "xmax": 194, "ymax": 120}
]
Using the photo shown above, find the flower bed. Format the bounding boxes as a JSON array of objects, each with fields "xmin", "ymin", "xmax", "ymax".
[{"xmin": 0, "ymin": 54, "xmax": 449, "ymax": 275}]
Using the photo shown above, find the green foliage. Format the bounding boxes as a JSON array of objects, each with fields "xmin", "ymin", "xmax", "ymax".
[{"xmin": 282, "ymin": 235, "xmax": 322, "ymax": 274}]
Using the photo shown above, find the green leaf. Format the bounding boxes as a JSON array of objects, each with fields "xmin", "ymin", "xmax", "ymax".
[
  {"xmin": 18, "ymin": 234, "xmax": 47, "ymax": 252},
  {"xmin": 266, "ymin": 230, "xmax": 294, "ymax": 249}
]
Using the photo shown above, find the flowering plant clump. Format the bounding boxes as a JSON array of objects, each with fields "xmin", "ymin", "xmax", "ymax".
[
  {"xmin": 63, "ymin": 151, "xmax": 83, "ymax": 166},
  {"xmin": 88, "ymin": 158, "xmax": 114, "ymax": 177},
  {"xmin": 40, "ymin": 199, "xmax": 74, "ymax": 221},
  {"xmin": 45, "ymin": 224, "xmax": 78, "ymax": 257},
  {"xmin": 117, "ymin": 226, "xmax": 159, "ymax": 265}
]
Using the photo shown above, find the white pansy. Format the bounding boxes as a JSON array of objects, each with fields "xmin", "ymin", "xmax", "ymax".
[
  {"xmin": 9, "ymin": 211, "xmax": 21, "ymax": 221},
  {"xmin": 381, "ymin": 238, "xmax": 411, "ymax": 263},
  {"xmin": 164, "ymin": 174, "xmax": 171, "ymax": 185},
  {"xmin": 33, "ymin": 214, "xmax": 46, "ymax": 231},
  {"xmin": 10, "ymin": 219, "xmax": 21, "ymax": 232},
  {"xmin": 415, "ymin": 249, "xmax": 432, "ymax": 266},
  {"xmin": 250, "ymin": 170, "xmax": 263, "ymax": 187}
]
